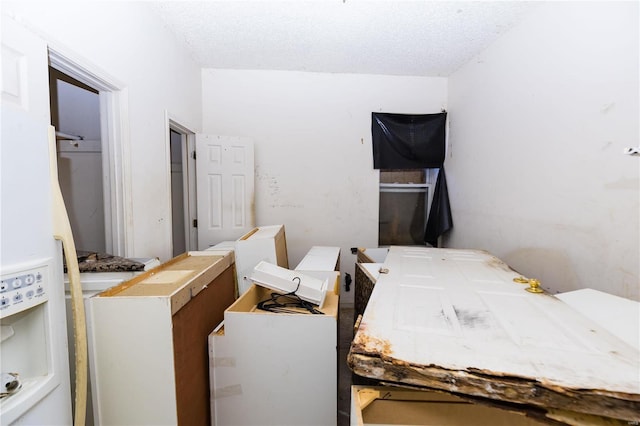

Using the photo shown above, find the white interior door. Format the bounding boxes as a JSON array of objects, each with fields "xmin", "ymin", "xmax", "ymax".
[
  {"xmin": 195, "ymin": 135, "xmax": 254, "ymax": 249},
  {"xmin": 350, "ymin": 246, "xmax": 640, "ymax": 422}
]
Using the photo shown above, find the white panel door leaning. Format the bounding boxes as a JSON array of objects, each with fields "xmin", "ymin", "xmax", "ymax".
[{"xmin": 195, "ymin": 135, "xmax": 254, "ymax": 249}]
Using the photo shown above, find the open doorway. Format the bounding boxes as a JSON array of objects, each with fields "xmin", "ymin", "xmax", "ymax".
[
  {"xmin": 170, "ymin": 129, "xmax": 186, "ymax": 256},
  {"xmin": 48, "ymin": 49, "xmax": 132, "ymax": 257},
  {"xmin": 49, "ymin": 67, "xmax": 105, "ymax": 253},
  {"xmin": 168, "ymin": 120, "xmax": 198, "ymax": 256}
]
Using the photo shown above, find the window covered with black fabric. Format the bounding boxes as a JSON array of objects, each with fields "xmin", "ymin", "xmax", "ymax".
[{"xmin": 371, "ymin": 112, "xmax": 452, "ymax": 245}]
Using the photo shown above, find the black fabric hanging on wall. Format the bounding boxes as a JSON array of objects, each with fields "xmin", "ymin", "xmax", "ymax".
[{"xmin": 371, "ymin": 112, "xmax": 452, "ymax": 245}]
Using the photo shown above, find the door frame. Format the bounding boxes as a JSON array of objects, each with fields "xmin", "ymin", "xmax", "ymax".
[
  {"xmin": 48, "ymin": 47, "xmax": 133, "ymax": 256},
  {"xmin": 165, "ymin": 113, "xmax": 198, "ymax": 252}
]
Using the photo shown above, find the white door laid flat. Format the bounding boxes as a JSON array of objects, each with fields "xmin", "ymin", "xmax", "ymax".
[
  {"xmin": 348, "ymin": 246, "xmax": 640, "ymax": 424},
  {"xmin": 195, "ymin": 135, "xmax": 254, "ymax": 249}
]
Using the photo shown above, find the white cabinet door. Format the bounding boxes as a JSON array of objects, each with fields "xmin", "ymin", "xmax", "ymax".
[{"xmin": 195, "ymin": 135, "xmax": 254, "ymax": 249}]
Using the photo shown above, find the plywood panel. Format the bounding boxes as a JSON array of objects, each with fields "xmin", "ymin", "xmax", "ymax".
[
  {"xmin": 173, "ymin": 266, "xmax": 235, "ymax": 426},
  {"xmin": 353, "ymin": 387, "xmax": 545, "ymax": 426}
]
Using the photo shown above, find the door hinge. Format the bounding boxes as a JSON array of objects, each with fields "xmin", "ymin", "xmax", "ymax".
[
  {"xmin": 192, "ymin": 151, "xmax": 196, "ymax": 160},
  {"xmin": 193, "ymin": 219, "xmax": 198, "ymax": 228}
]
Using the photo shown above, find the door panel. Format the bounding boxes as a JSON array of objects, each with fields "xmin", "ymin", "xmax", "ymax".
[
  {"xmin": 195, "ymin": 135, "xmax": 254, "ymax": 249},
  {"xmin": 350, "ymin": 246, "xmax": 640, "ymax": 421}
]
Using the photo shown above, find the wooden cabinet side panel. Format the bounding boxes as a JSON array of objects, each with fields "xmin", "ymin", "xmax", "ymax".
[
  {"xmin": 235, "ymin": 225, "xmax": 288, "ymax": 295},
  {"xmin": 274, "ymin": 225, "xmax": 289, "ymax": 268},
  {"xmin": 354, "ymin": 263, "xmax": 376, "ymax": 324},
  {"xmin": 172, "ymin": 265, "xmax": 236, "ymax": 426}
]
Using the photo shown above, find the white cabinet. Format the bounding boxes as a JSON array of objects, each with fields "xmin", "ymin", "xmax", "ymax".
[
  {"xmin": 88, "ymin": 251, "xmax": 236, "ymax": 426},
  {"xmin": 555, "ymin": 288, "xmax": 640, "ymax": 350},
  {"xmin": 234, "ymin": 225, "xmax": 288, "ymax": 296},
  {"xmin": 209, "ymin": 278, "xmax": 339, "ymax": 426},
  {"xmin": 63, "ymin": 257, "xmax": 160, "ymax": 426},
  {"xmin": 294, "ymin": 246, "xmax": 340, "ymax": 272}
]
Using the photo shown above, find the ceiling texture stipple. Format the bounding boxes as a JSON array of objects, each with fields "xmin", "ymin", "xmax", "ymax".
[{"xmin": 148, "ymin": 1, "xmax": 540, "ymax": 77}]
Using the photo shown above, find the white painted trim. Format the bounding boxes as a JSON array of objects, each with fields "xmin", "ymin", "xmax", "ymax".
[
  {"xmin": 48, "ymin": 48, "xmax": 122, "ymax": 92},
  {"xmin": 185, "ymin": 133, "xmax": 198, "ymax": 251},
  {"xmin": 163, "ymin": 112, "xmax": 174, "ymax": 255},
  {"xmin": 104, "ymin": 88, "xmax": 134, "ymax": 256},
  {"xmin": 48, "ymin": 47, "xmax": 133, "ymax": 257}
]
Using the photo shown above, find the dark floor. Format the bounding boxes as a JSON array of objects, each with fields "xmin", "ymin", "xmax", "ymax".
[{"xmin": 338, "ymin": 306, "xmax": 355, "ymax": 426}]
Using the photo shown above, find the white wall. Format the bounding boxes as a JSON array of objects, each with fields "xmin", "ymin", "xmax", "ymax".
[
  {"xmin": 7, "ymin": 1, "xmax": 635, "ymax": 302},
  {"xmin": 446, "ymin": 2, "xmax": 639, "ymax": 300},
  {"xmin": 2, "ymin": 1, "xmax": 202, "ymax": 262},
  {"xmin": 202, "ymin": 70, "xmax": 447, "ymax": 302},
  {"xmin": 57, "ymin": 80, "xmax": 101, "ymax": 140}
]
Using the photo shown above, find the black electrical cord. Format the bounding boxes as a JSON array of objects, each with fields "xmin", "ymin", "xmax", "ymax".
[{"xmin": 257, "ymin": 276, "xmax": 324, "ymax": 315}]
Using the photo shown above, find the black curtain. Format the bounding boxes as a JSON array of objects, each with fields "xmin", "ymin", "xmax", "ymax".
[{"xmin": 372, "ymin": 112, "xmax": 452, "ymax": 246}]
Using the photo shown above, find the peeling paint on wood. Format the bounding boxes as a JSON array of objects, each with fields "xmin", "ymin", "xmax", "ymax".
[{"xmin": 348, "ymin": 351, "xmax": 640, "ymax": 422}]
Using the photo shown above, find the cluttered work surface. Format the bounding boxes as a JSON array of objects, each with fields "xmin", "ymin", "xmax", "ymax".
[
  {"xmin": 66, "ymin": 250, "xmax": 147, "ymax": 272},
  {"xmin": 348, "ymin": 246, "xmax": 640, "ymax": 425}
]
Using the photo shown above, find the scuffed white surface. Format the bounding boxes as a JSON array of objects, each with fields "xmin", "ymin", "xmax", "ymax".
[
  {"xmin": 556, "ymin": 289, "xmax": 640, "ymax": 350},
  {"xmin": 355, "ymin": 246, "xmax": 640, "ymax": 393},
  {"xmin": 148, "ymin": 1, "xmax": 538, "ymax": 76},
  {"xmin": 445, "ymin": 1, "xmax": 639, "ymax": 301}
]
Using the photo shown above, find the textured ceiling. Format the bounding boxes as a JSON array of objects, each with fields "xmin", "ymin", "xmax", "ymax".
[{"xmin": 148, "ymin": 1, "xmax": 539, "ymax": 77}]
